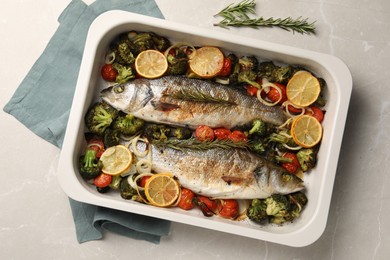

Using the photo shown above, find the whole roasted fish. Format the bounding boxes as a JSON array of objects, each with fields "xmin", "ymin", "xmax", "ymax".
[
  {"xmin": 143, "ymin": 143, "xmax": 304, "ymax": 199},
  {"xmin": 101, "ymin": 76, "xmax": 287, "ymax": 128}
]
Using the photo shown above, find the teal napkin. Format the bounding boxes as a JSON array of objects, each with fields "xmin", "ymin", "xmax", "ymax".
[{"xmin": 3, "ymin": 0, "xmax": 171, "ymax": 244}]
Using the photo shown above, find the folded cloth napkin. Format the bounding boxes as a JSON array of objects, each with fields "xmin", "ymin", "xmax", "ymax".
[{"xmin": 3, "ymin": 0, "xmax": 171, "ymax": 244}]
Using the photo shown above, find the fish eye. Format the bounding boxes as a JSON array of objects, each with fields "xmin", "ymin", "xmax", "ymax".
[{"xmin": 113, "ymin": 84, "xmax": 124, "ymax": 93}]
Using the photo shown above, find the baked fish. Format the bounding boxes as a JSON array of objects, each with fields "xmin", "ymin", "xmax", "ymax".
[
  {"xmin": 101, "ymin": 76, "xmax": 287, "ymax": 129},
  {"xmin": 144, "ymin": 143, "xmax": 304, "ymax": 199}
]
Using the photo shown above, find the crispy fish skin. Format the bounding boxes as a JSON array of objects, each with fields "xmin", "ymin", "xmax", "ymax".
[
  {"xmin": 101, "ymin": 76, "xmax": 287, "ymax": 128},
  {"xmin": 147, "ymin": 144, "xmax": 304, "ymax": 199}
]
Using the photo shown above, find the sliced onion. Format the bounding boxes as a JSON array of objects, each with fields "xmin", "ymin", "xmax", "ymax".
[
  {"xmin": 256, "ymin": 82, "xmax": 283, "ymax": 106},
  {"xmin": 136, "ymin": 159, "xmax": 152, "ymax": 174},
  {"xmin": 283, "ymin": 101, "xmax": 306, "ymax": 117},
  {"xmin": 105, "ymin": 52, "xmax": 115, "ymax": 64},
  {"xmin": 164, "ymin": 42, "xmax": 197, "ymax": 59},
  {"xmin": 282, "ymin": 143, "xmax": 302, "ymax": 151},
  {"xmin": 131, "ymin": 135, "xmax": 150, "ymax": 157}
]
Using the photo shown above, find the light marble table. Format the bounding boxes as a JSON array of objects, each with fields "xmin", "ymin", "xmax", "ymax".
[{"xmin": 1, "ymin": 0, "xmax": 389, "ymax": 259}]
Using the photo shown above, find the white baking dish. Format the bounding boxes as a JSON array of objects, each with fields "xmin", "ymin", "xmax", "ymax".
[{"xmin": 57, "ymin": 11, "xmax": 352, "ymax": 247}]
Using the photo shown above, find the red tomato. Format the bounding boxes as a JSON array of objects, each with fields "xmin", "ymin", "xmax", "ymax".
[
  {"xmin": 246, "ymin": 85, "xmax": 258, "ymax": 96},
  {"xmin": 286, "ymin": 103, "xmax": 303, "ymax": 114},
  {"xmin": 213, "ymin": 128, "xmax": 231, "ymax": 140},
  {"xmin": 305, "ymin": 106, "xmax": 324, "ymax": 123},
  {"xmin": 281, "ymin": 152, "xmax": 300, "ymax": 174},
  {"xmin": 86, "ymin": 137, "xmax": 105, "ymax": 158},
  {"xmin": 178, "ymin": 188, "xmax": 195, "ymax": 210},
  {"xmin": 218, "ymin": 57, "xmax": 233, "ymax": 77},
  {"xmin": 228, "ymin": 130, "xmax": 248, "ymax": 142},
  {"xmin": 218, "ymin": 199, "xmax": 239, "ymax": 219},
  {"xmin": 267, "ymin": 83, "xmax": 287, "ymax": 105},
  {"xmin": 194, "ymin": 125, "xmax": 215, "ymax": 142},
  {"xmin": 93, "ymin": 173, "xmax": 113, "ymax": 188},
  {"xmin": 138, "ymin": 175, "xmax": 152, "ymax": 188},
  {"xmin": 101, "ymin": 64, "xmax": 118, "ymax": 82},
  {"xmin": 194, "ymin": 196, "xmax": 218, "ymax": 216}
]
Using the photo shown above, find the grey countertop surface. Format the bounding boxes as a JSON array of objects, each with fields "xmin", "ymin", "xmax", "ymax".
[{"xmin": 1, "ymin": 0, "xmax": 389, "ymax": 259}]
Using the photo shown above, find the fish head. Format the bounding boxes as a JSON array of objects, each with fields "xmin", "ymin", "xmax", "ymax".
[{"xmin": 100, "ymin": 79, "xmax": 152, "ymax": 113}]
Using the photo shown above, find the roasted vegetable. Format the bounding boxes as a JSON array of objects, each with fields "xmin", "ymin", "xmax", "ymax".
[
  {"xmin": 238, "ymin": 55, "xmax": 258, "ymax": 72},
  {"xmin": 169, "ymin": 126, "xmax": 192, "ymax": 140},
  {"xmin": 237, "ymin": 70, "xmax": 262, "ymax": 89},
  {"xmin": 247, "ymin": 198, "xmax": 268, "ymax": 223},
  {"xmin": 79, "ymin": 149, "xmax": 103, "ymax": 180},
  {"xmin": 109, "ymin": 33, "xmax": 136, "ymax": 65},
  {"xmin": 109, "ymin": 175, "xmax": 122, "ymax": 190},
  {"xmin": 103, "ymin": 128, "xmax": 121, "ymax": 148},
  {"xmin": 249, "ymin": 138, "xmax": 268, "ymax": 155},
  {"xmin": 166, "ymin": 47, "xmax": 188, "ymax": 75},
  {"xmin": 143, "ymin": 124, "xmax": 171, "ymax": 141},
  {"xmin": 247, "ymin": 192, "xmax": 308, "ymax": 225},
  {"xmin": 113, "ymin": 113, "xmax": 144, "ymax": 136},
  {"xmin": 248, "ymin": 119, "xmax": 272, "ymax": 137},
  {"xmin": 129, "ymin": 32, "xmax": 170, "ymax": 54},
  {"xmin": 120, "ymin": 176, "xmax": 138, "ymax": 200},
  {"xmin": 112, "ymin": 63, "xmax": 135, "ymax": 84},
  {"xmin": 85, "ymin": 102, "xmax": 119, "ymax": 135},
  {"xmin": 296, "ymin": 148, "xmax": 317, "ymax": 172}
]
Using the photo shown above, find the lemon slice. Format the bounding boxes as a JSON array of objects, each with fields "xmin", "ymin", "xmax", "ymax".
[
  {"xmin": 135, "ymin": 50, "xmax": 168, "ymax": 79},
  {"xmin": 144, "ymin": 173, "xmax": 180, "ymax": 207},
  {"xmin": 189, "ymin": 46, "xmax": 224, "ymax": 78},
  {"xmin": 291, "ymin": 115, "xmax": 323, "ymax": 148},
  {"xmin": 100, "ymin": 145, "xmax": 133, "ymax": 175},
  {"xmin": 286, "ymin": 71, "xmax": 321, "ymax": 107}
]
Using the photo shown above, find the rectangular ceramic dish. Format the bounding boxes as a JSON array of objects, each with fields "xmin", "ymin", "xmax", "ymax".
[{"xmin": 57, "ymin": 11, "xmax": 352, "ymax": 247}]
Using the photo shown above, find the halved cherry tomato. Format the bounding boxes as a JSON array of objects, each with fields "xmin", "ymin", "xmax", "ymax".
[
  {"xmin": 218, "ymin": 57, "xmax": 233, "ymax": 77},
  {"xmin": 178, "ymin": 188, "xmax": 195, "ymax": 210},
  {"xmin": 101, "ymin": 64, "xmax": 118, "ymax": 82},
  {"xmin": 85, "ymin": 134, "xmax": 105, "ymax": 157},
  {"xmin": 218, "ymin": 199, "xmax": 239, "ymax": 219},
  {"xmin": 139, "ymin": 175, "xmax": 152, "ymax": 188},
  {"xmin": 305, "ymin": 106, "xmax": 324, "ymax": 123},
  {"xmin": 193, "ymin": 196, "xmax": 218, "ymax": 217},
  {"xmin": 286, "ymin": 103, "xmax": 303, "ymax": 114},
  {"xmin": 281, "ymin": 152, "xmax": 300, "ymax": 174},
  {"xmin": 213, "ymin": 128, "xmax": 231, "ymax": 140},
  {"xmin": 246, "ymin": 85, "xmax": 258, "ymax": 96},
  {"xmin": 194, "ymin": 125, "xmax": 215, "ymax": 142},
  {"xmin": 94, "ymin": 173, "xmax": 113, "ymax": 188},
  {"xmin": 267, "ymin": 83, "xmax": 287, "ymax": 105},
  {"xmin": 228, "ymin": 130, "xmax": 248, "ymax": 142}
]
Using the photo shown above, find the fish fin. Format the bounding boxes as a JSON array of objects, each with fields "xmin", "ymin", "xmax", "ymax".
[
  {"xmin": 221, "ymin": 176, "xmax": 244, "ymax": 185},
  {"xmin": 151, "ymin": 100, "xmax": 181, "ymax": 111}
]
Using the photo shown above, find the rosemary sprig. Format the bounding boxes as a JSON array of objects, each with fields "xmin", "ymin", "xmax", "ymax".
[
  {"xmin": 163, "ymin": 88, "xmax": 236, "ymax": 106},
  {"xmin": 151, "ymin": 137, "xmax": 251, "ymax": 151},
  {"xmin": 214, "ymin": 0, "xmax": 316, "ymax": 35}
]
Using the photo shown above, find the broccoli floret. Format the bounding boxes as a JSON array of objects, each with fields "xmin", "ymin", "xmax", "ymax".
[
  {"xmin": 109, "ymin": 33, "xmax": 136, "ymax": 65},
  {"xmin": 247, "ymin": 199, "xmax": 268, "ymax": 223},
  {"xmin": 239, "ymin": 55, "xmax": 259, "ymax": 71},
  {"xmin": 257, "ymin": 61, "xmax": 279, "ymax": 81},
  {"xmin": 130, "ymin": 32, "xmax": 155, "ymax": 55},
  {"xmin": 267, "ymin": 131, "xmax": 297, "ymax": 150},
  {"xmin": 103, "ymin": 128, "xmax": 121, "ymax": 148},
  {"xmin": 112, "ymin": 63, "xmax": 135, "ymax": 84},
  {"xmin": 143, "ymin": 124, "xmax": 170, "ymax": 141},
  {"xmin": 169, "ymin": 127, "xmax": 192, "ymax": 140},
  {"xmin": 272, "ymin": 66, "xmax": 294, "ymax": 84},
  {"xmin": 85, "ymin": 102, "xmax": 119, "ymax": 135},
  {"xmin": 109, "ymin": 175, "xmax": 122, "ymax": 190},
  {"xmin": 249, "ymin": 119, "xmax": 269, "ymax": 136},
  {"xmin": 113, "ymin": 113, "xmax": 144, "ymax": 136},
  {"xmin": 250, "ymin": 139, "xmax": 268, "ymax": 155},
  {"xmin": 151, "ymin": 33, "xmax": 171, "ymax": 52},
  {"xmin": 296, "ymin": 148, "xmax": 317, "ymax": 172},
  {"xmin": 120, "ymin": 176, "xmax": 138, "ymax": 200},
  {"xmin": 265, "ymin": 194, "xmax": 291, "ymax": 216},
  {"xmin": 167, "ymin": 47, "xmax": 188, "ymax": 75},
  {"xmin": 79, "ymin": 149, "xmax": 103, "ymax": 180},
  {"xmin": 237, "ymin": 70, "xmax": 262, "ymax": 89}
]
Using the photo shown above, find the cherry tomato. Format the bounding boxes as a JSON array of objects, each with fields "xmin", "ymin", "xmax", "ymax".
[
  {"xmin": 178, "ymin": 188, "xmax": 195, "ymax": 210},
  {"xmin": 218, "ymin": 57, "xmax": 233, "ymax": 77},
  {"xmin": 193, "ymin": 196, "xmax": 218, "ymax": 217},
  {"xmin": 93, "ymin": 173, "xmax": 113, "ymax": 188},
  {"xmin": 194, "ymin": 125, "xmax": 215, "ymax": 142},
  {"xmin": 213, "ymin": 128, "xmax": 231, "ymax": 140},
  {"xmin": 138, "ymin": 175, "xmax": 152, "ymax": 188},
  {"xmin": 246, "ymin": 85, "xmax": 258, "ymax": 96},
  {"xmin": 286, "ymin": 103, "xmax": 303, "ymax": 114},
  {"xmin": 101, "ymin": 64, "xmax": 118, "ymax": 82},
  {"xmin": 305, "ymin": 106, "xmax": 324, "ymax": 123},
  {"xmin": 228, "ymin": 130, "xmax": 248, "ymax": 142},
  {"xmin": 86, "ymin": 135, "xmax": 105, "ymax": 157},
  {"xmin": 218, "ymin": 199, "xmax": 239, "ymax": 219},
  {"xmin": 281, "ymin": 152, "xmax": 300, "ymax": 174},
  {"xmin": 267, "ymin": 83, "xmax": 287, "ymax": 105}
]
